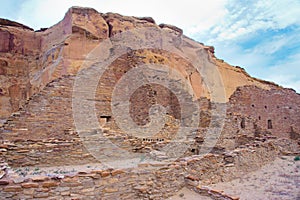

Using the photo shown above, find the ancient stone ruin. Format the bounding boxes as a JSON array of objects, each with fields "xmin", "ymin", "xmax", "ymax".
[{"xmin": 0, "ymin": 6, "xmax": 299, "ymax": 200}]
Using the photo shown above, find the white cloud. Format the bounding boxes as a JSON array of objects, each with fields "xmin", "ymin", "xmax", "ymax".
[
  {"xmin": 213, "ymin": 43, "xmax": 272, "ymax": 75},
  {"xmin": 250, "ymin": 31, "xmax": 300, "ymax": 55},
  {"xmin": 16, "ymin": 0, "xmax": 93, "ymax": 29},
  {"xmin": 190, "ymin": 0, "xmax": 300, "ymax": 93},
  {"xmin": 214, "ymin": 43, "xmax": 300, "ymax": 93},
  {"xmin": 264, "ymin": 53, "xmax": 300, "ymax": 92},
  {"xmin": 199, "ymin": 0, "xmax": 300, "ymax": 43}
]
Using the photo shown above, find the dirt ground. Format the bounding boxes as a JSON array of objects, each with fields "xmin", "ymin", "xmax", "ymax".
[
  {"xmin": 169, "ymin": 156, "xmax": 300, "ymax": 200},
  {"xmin": 168, "ymin": 187, "xmax": 212, "ymax": 200}
]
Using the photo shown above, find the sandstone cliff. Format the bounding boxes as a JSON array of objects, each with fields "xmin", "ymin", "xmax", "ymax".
[{"xmin": 0, "ymin": 6, "xmax": 289, "ymax": 125}]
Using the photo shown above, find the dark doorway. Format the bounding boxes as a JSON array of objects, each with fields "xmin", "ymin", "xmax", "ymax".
[{"xmin": 267, "ymin": 119, "xmax": 272, "ymax": 129}]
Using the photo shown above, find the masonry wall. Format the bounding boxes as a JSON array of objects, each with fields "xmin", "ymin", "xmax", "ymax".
[
  {"xmin": 2, "ymin": 75, "xmax": 300, "ymax": 167},
  {"xmin": 228, "ymin": 85, "xmax": 300, "ymax": 139},
  {"xmin": 0, "ymin": 141, "xmax": 279, "ymax": 200}
]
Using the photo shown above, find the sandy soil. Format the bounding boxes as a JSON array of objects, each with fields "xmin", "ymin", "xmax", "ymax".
[
  {"xmin": 168, "ymin": 187, "xmax": 212, "ymax": 200},
  {"xmin": 169, "ymin": 156, "xmax": 300, "ymax": 200},
  {"xmin": 210, "ymin": 156, "xmax": 300, "ymax": 200}
]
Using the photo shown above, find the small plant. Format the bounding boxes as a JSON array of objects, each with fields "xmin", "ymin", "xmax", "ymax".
[
  {"xmin": 20, "ymin": 171, "xmax": 27, "ymax": 177},
  {"xmin": 32, "ymin": 171, "xmax": 41, "ymax": 175},
  {"xmin": 294, "ymin": 156, "xmax": 300, "ymax": 161},
  {"xmin": 15, "ymin": 168, "xmax": 22, "ymax": 173},
  {"xmin": 60, "ymin": 170, "xmax": 68, "ymax": 174}
]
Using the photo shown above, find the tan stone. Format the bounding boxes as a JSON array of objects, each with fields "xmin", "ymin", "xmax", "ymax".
[
  {"xmin": 100, "ymin": 171, "xmax": 111, "ymax": 177},
  {"xmin": 23, "ymin": 188, "xmax": 35, "ymax": 195},
  {"xmin": 42, "ymin": 181, "xmax": 59, "ymax": 188},
  {"xmin": 62, "ymin": 177, "xmax": 78, "ymax": 182},
  {"xmin": 134, "ymin": 186, "xmax": 148, "ymax": 193},
  {"xmin": 103, "ymin": 187, "xmax": 118, "ymax": 193},
  {"xmin": 61, "ymin": 191, "xmax": 70, "ymax": 196},
  {"xmin": 81, "ymin": 187, "xmax": 95, "ymax": 193},
  {"xmin": 33, "ymin": 192, "xmax": 49, "ymax": 198},
  {"xmin": 21, "ymin": 182, "xmax": 39, "ymax": 188},
  {"xmin": 4, "ymin": 185, "xmax": 22, "ymax": 192},
  {"xmin": 111, "ymin": 169, "xmax": 125, "ymax": 176},
  {"xmin": 91, "ymin": 170, "xmax": 103, "ymax": 174},
  {"xmin": 61, "ymin": 180, "xmax": 82, "ymax": 187}
]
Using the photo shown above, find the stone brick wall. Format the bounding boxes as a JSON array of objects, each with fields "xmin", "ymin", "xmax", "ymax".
[
  {"xmin": 0, "ymin": 141, "xmax": 279, "ymax": 200},
  {"xmin": 1, "ymin": 72, "xmax": 299, "ymax": 167},
  {"xmin": 229, "ymin": 85, "xmax": 300, "ymax": 139}
]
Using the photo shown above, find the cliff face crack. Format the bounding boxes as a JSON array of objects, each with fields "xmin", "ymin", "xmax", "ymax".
[
  {"xmin": 107, "ymin": 21, "xmax": 113, "ymax": 38},
  {"xmin": 100, "ymin": 14, "xmax": 113, "ymax": 38}
]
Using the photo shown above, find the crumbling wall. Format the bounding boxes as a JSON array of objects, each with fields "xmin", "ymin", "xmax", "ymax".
[
  {"xmin": 0, "ymin": 141, "xmax": 279, "ymax": 200},
  {"xmin": 228, "ymin": 85, "xmax": 300, "ymax": 139}
]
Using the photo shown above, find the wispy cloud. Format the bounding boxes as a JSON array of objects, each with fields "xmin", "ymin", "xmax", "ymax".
[
  {"xmin": 191, "ymin": 0, "xmax": 300, "ymax": 92},
  {"xmin": 265, "ymin": 53, "xmax": 300, "ymax": 91},
  {"xmin": 193, "ymin": 0, "xmax": 300, "ymax": 42}
]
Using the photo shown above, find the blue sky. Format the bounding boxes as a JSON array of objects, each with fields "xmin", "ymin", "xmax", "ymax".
[{"xmin": 0, "ymin": 0, "xmax": 299, "ymax": 92}]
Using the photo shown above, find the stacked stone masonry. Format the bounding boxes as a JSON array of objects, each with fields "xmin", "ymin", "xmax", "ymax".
[{"xmin": 0, "ymin": 141, "xmax": 279, "ymax": 200}]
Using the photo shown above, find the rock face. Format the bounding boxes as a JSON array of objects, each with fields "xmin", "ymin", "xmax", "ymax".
[
  {"xmin": 0, "ymin": 6, "xmax": 284, "ymax": 125},
  {"xmin": 0, "ymin": 6, "xmax": 299, "ymax": 200}
]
